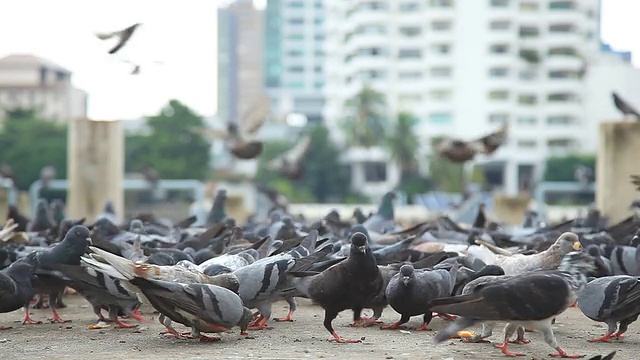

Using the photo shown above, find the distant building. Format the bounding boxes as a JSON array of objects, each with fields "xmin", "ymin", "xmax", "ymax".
[
  {"xmin": 264, "ymin": 0, "xmax": 326, "ymax": 123},
  {"xmin": 323, "ymin": 0, "xmax": 640, "ymax": 198},
  {"xmin": 217, "ymin": 0, "xmax": 269, "ymax": 126},
  {"xmin": 0, "ymin": 54, "xmax": 87, "ymax": 123}
]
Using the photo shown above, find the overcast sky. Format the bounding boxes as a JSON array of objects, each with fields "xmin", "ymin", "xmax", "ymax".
[{"xmin": 0, "ymin": 0, "xmax": 637, "ymax": 120}]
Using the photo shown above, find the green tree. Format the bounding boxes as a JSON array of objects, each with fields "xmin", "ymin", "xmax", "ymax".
[
  {"xmin": 341, "ymin": 86, "xmax": 388, "ymax": 147},
  {"xmin": 543, "ymin": 154, "xmax": 596, "ymax": 182},
  {"xmin": 125, "ymin": 100, "xmax": 211, "ymax": 180},
  {"xmin": 0, "ymin": 108, "xmax": 67, "ymax": 189}
]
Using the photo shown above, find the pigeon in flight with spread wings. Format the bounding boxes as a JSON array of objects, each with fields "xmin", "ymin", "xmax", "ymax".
[
  {"xmin": 95, "ymin": 23, "xmax": 142, "ymax": 55},
  {"xmin": 436, "ymin": 122, "xmax": 508, "ymax": 163},
  {"xmin": 266, "ymin": 134, "xmax": 312, "ymax": 180}
]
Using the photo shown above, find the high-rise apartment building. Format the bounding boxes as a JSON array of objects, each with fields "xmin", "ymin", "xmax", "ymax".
[
  {"xmin": 264, "ymin": 0, "xmax": 326, "ymax": 123},
  {"xmin": 217, "ymin": 0, "xmax": 267, "ymax": 126},
  {"xmin": 323, "ymin": 0, "xmax": 639, "ymax": 196}
]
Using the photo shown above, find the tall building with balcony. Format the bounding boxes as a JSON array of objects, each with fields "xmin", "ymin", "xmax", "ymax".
[
  {"xmin": 0, "ymin": 54, "xmax": 87, "ymax": 123},
  {"xmin": 264, "ymin": 0, "xmax": 326, "ymax": 123},
  {"xmin": 217, "ymin": 0, "xmax": 268, "ymax": 126},
  {"xmin": 323, "ymin": 0, "xmax": 637, "ymax": 197}
]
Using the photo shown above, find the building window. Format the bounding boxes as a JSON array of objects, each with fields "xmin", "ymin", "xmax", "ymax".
[
  {"xmin": 517, "ymin": 140, "xmax": 537, "ymax": 148},
  {"xmin": 399, "ymin": 2, "xmax": 422, "ymax": 11},
  {"xmin": 430, "ymin": 0, "xmax": 454, "ymax": 7},
  {"xmin": 549, "ymin": 1, "xmax": 574, "ymax": 10},
  {"xmin": 549, "ymin": 24, "xmax": 575, "ymax": 33},
  {"xmin": 489, "ymin": 67, "xmax": 509, "ymax": 78},
  {"xmin": 314, "ymin": 65, "xmax": 322, "ymax": 73},
  {"xmin": 488, "ymin": 90, "xmax": 509, "ymax": 101},
  {"xmin": 398, "ymin": 49, "xmax": 422, "ymax": 59},
  {"xmin": 287, "ymin": 1, "xmax": 304, "ymax": 8},
  {"xmin": 315, "ymin": 50, "xmax": 325, "ymax": 57},
  {"xmin": 287, "ymin": 34, "xmax": 304, "ymax": 41},
  {"xmin": 489, "ymin": 44, "xmax": 509, "ymax": 54},
  {"xmin": 314, "ymin": 34, "xmax": 325, "ymax": 41},
  {"xmin": 363, "ymin": 162, "xmax": 387, "ymax": 182},
  {"xmin": 519, "ymin": 2, "xmax": 538, "ymax": 11},
  {"xmin": 519, "ymin": 26, "xmax": 539, "ymax": 38},
  {"xmin": 489, "ymin": 20, "xmax": 510, "ymax": 30},
  {"xmin": 429, "ymin": 112, "xmax": 453, "ymax": 124},
  {"xmin": 519, "ymin": 49, "xmax": 540, "ymax": 64},
  {"xmin": 548, "ymin": 47, "xmax": 578, "ymax": 57},
  {"xmin": 286, "ymin": 81, "xmax": 305, "ymax": 89},
  {"xmin": 547, "ymin": 139, "xmax": 573, "ymax": 150},
  {"xmin": 358, "ymin": 25, "xmax": 387, "ymax": 34},
  {"xmin": 399, "ymin": 26, "xmax": 422, "ymax": 37},
  {"xmin": 488, "ymin": 113, "xmax": 509, "ymax": 124},
  {"xmin": 288, "ymin": 18, "xmax": 304, "ymax": 25},
  {"xmin": 314, "ymin": 81, "xmax": 324, "ymax": 89},
  {"xmin": 518, "ymin": 94, "xmax": 537, "ymax": 105},
  {"xmin": 547, "ymin": 93, "xmax": 578, "ymax": 102},
  {"xmin": 517, "ymin": 116, "xmax": 537, "ymax": 125},
  {"xmin": 398, "ymin": 71, "xmax": 423, "ymax": 79},
  {"xmin": 430, "ymin": 67, "xmax": 452, "ymax": 78},
  {"xmin": 548, "ymin": 70, "xmax": 577, "ymax": 79},
  {"xmin": 287, "ymin": 50, "xmax": 303, "ymax": 57},
  {"xmin": 547, "ymin": 115, "xmax": 575, "ymax": 125},
  {"xmin": 431, "ymin": 43, "xmax": 451, "ymax": 54},
  {"xmin": 360, "ymin": 70, "xmax": 387, "ymax": 80},
  {"xmin": 519, "ymin": 69, "xmax": 538, "ymax": 80},
  {"xmin": 430, "ymin": 89, "xmax": 452, "ymax": 101},
  {"xmin": 432, "ymin": 20, "xmax": 453, "ymax": 31},
  {"xmin": 287, "ymin": 66, "xmax": 304, "ymax": 73},
  {"xmin": 490, "ymin": 0, "xmax": 509, "ymax": 7},
  {"xmin": 314, "ymin": 18, "xmax": 323, "ymax": 25},
  {"xmin": 358, "ymin": 47, "xmax": 386, "ymax": 57}
]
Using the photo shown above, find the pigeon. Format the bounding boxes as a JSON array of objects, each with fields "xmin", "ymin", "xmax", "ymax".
[
  {"xmin": 95, "ymin": 23, "xmax": 141, "ymax": 54},
  {"xmin": 127, "ymin": 277, "xmax": 253, "ymax": 341},
  {"xmin": 436, "ymin": 122, "xmax": 508, "ymax": 163},
  {"xmin": 49, "ymin": 199, "xmax": 65, "ymax": 226},
  {"xmin": 225, "ymin": 122, "xmax": 264, "ymax": 160},
  {"xmin": 381, "ymin": 263, "xmax": 458, "ymax": 331},
  {"xmin": 28, "ymin": 199, "xmax": 54, "ymax": 232},
  {"xmin": 286, "ymin": 232, "xmax": 383, "ymax": 343},
  {"xmin": 206, "ymin": 189, "xmax": 228, "ymax": 226},
  {"xmin": 586, "ymin": 245, "xmax": 613, "ymax": 278},
  {"xmin": 577, "ymin": 275, "xmax": 640, "ymax": 342},
  {"xmin": 431, "ymin": 251, "xmax": 594, "ymax": 358},
  {"xmin": 612, "ymin": 92, "xmax": 640, "ymax": 119},
  {"xmin": 363, "ymin": 192, "xmax": 396, "ymax": 234},
  {"xmin": 472, "ymin": 203, "xmax": 487, "ymax": 229},
  {"xmin": 21, "ymin": 225, "xmax": 93, "ymax": 324},
  {"xmin": 7, "ymin": 205, "xmax": 29, "ymax": 232},
  {"xmin": 266, "ymin": 135, "xmax": 312, "ymax": 180},
  {"xmin": 39, "ymin": 165, "xmax": 56, "ymax": 189},
  {"xmin": 587, "ymin": 352, "xmax": 616, "ymax": 360},
  {"xmin": 0, "ymin": 261, "xmax": 37, "ymax": 330}
]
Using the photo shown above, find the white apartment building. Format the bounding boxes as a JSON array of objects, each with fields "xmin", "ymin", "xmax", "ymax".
[
  {"xmin": 323, "ymin": 0, "xmax": 634, "ymax": 198},
  {"xmin": 0, "ymin": 54, "xmax": 87, "ymax": 123},
  {"xmin": 265, "ymin": 0, "xmax": 326, "ymax": 123}
]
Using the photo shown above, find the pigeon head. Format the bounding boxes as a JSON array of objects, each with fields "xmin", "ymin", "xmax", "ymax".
[
  {"xmin": 202, "ymin": 264, "xmax": 233, "ymax": 276},
  {"xmin": 586, "ymin": 244, "xmax": 603, "ymax": 257},
  {"xmin": 239, "ymin": 307, "xmax": 253, "ymax": 335},
  {"xmin": 349, "ymin": 224, "xmax": 370, "ymax": 239},
  {"xmin": 35, "ymin": 198, "xmax": 49, "ymax": 214},
  {"xmin": 63, "ymin": 225, "xmax": 92, "ymax": 249},
  {"xmin": 553, "ymin": 232, "xmax": 582, "ymax": 254},
  {"xmin": 399, "ymin": 264, "xmax": 415, "ymax": 286},
  {"xmin": 224, "ymin": 217, "xmax": 237, "ymax": 228},
  {"xmin": 129, "ymin": 219, "xmax": 145, "ymax": 233},
  {"xmin": 350, "ymin": 232, "xmax": 369, "ymax": 255}
]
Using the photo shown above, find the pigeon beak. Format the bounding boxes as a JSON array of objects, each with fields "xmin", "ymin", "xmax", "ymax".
[
  {"xmin": 402, "ymin": 276, "xmax": 410, "ymax": 286},
  {"xmin": 357, "ymin": 245, "xmax": 366, "ymax": 254},
  {"xmin": 572, "ymin": 241, "xmax": 582, "ymax": 251},
  {"xmin": 87, "ymin": 237, "xmax": 93, "ymax": 245}
]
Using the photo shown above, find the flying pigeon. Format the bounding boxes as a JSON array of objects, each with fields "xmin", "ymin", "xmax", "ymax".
[
  {"xmin": 266, "ymin": 134, "xmax": 312, "ymax": 180},
  {"xmin": 95, "ymin": 23, "xmax": 141, "ymax": 54},
  {"xmin": 436, "ymin": 122, "xmax": 508, "ymax": 163},
  {"xmin": 431, "ymin": 251, "xmax": 595, "ymax": 358},
  {"xmin": 577, "ymin": 275, "xmax": 640, "ymax": 342}
]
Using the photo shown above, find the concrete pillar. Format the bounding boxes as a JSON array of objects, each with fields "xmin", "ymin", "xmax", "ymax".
[
  {"xmin": 67, "ymin": 119, "xmax": 124, "ymax": 221},
  {"xmin": 503, "ymin": 161, "xmax": 519, "ymax": 196},
  {"xmin": 596, "ymin": 121, "xmax": 640, "ymax": 223}
]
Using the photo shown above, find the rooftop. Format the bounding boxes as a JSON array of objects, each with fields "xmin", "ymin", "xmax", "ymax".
[{"xmin": 0, "ymin": 54, "xmax": 71, "ymax": 74}]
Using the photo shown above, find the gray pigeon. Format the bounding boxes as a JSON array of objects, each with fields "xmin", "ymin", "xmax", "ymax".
[
  {"xmin": 0, "ymin": 261, "xmax": 36, "ymax": 330},
  {"xmin": 381, "ymin": 263, "xmax": 457, "ymax": 331},
  {"xmin": 363, "ymin": 192, "xmax": 396, "ymax": 234},
  {"xmin": 607, "ymin": 243, "xmax": 640, "ymax": 276},
  {"xmin": 577, "ymin": 275, "xmax": 640, "ymax": 342},
  {"xmin": 95, "ymin": 23, "xmax": 141, "ymax": 54},
  {"xmin": 128, "ymin": 277, "xmax": 252, "ymax": 341}
]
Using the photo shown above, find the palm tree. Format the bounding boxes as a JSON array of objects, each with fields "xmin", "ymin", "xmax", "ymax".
[
  {"xmin": 340, "ymin": 85, "xmax": 387, "ymax": 147},
  {"xmin": 386, "ymin": 112, "xmax": 419, "ymax": 180}
]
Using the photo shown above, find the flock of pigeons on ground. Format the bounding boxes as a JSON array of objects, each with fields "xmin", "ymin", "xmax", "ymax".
[{"xmin": 1, "ymin": 189, "xmax": 639, "ymax": 360}]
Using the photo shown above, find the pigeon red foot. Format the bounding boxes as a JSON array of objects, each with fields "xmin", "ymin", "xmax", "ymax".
[
  {"xmin": 328, "ymin": 331, "xmax": 361, "ymax": 343},
  {"xmin": 22, "ymin": 308, "xmax": 42, "ymax": 325},
  {"xmin": 350, "ymin": 317, "xmax": 379, "ymax": 327},
  {"xmin": 114, "ymin": 319, "xmax": 137, "ymax": 328},
  {"xmin": 415, "ymin": 322, "xmax": 432, "ymax": 331},
  {"xmin": 495, "ymin": 342, "xmax": 526, "ymax": 357},
  {"xmin": 248, "ymin": 315, "xmax": 273, "ymax": 330},
  {"xmin": 380, "ymin": 321, "xmax": 407, "ymax": 330},
  {"xmin": 48, "ymin": 309, "xmax": 71, "ymax": 323},
  {"xmin": 274, "ymin": 310, "xmax": 295, "ymax": 322},
  {"xmin": 548, "ymin": 347, "xmax": 584, "ymax": 358},
  {"xmin": 588, "ymin": 333, "xmax": 614, "ymax": 342}
]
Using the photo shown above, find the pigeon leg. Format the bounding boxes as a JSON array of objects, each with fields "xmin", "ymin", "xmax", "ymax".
[
  {"xmin": 588, "ymin": 333, "xmax": 613, "ymax": 342},
  {"xmin": 22, "ymin": 306, "xmax": 42, "ymax": 325},
  {"xmin": 509, "ymin": 326, "xmax": 531, "ymax": 344},
  {"xmin": 251, "ymin": 311, "xmax": 261, "ymax": 319},
  {"xmin": 462, "ymin": 322, "xmax": 493, "ymax": 343},
  {"xmin": 47, "ymin": 293, "xmax": 70, "ymax": 323},
  {"xmin": 247, "ymin": 316, "xmax": 273, "ymax": 330},
  {"xmin": 548, "ymin": 347, "xmax": 584, "ymax": 358},
  {"xmin": 350, "ymin": 307, "xmax": 377, "ymax": 327},
  {"xmin": 495, "ymin": 323, "xmax": 525, "ymax": 357},
  {"xmin": 380, "ymin": 314, "xmax": 410, "ymax": 330},
  {"xmin": 324, "ymin": 310, "xmax": 361, "ymax": 343},
  {"xmin": 109, "ymin": 306, "xmax": 137, "ymax": 329},
  {"xmin": 415, "ymin": 313, "xmax": 433, "ymax": 331},
  {"xmin": 612, "ymin": 318, "xmax": 633, "ymax": 340},
  {"xmin": 128, "ymin": 307, "xmax": 146, "ymax": 322},
  {"xmin": 275, "ymin": 297, "xmax": 296, "ymax": 322}
]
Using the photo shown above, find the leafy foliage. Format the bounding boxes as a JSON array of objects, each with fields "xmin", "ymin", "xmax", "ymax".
[
  {"xmin": 0, "ymin": 108, "xmax": 67, "ymax": 189},
  {"xmin": 341, "ymin": 86, "xmax": 388, "ymax": 147},
  {"xmin": 426, "ymin": 136, "xmax": 465, "ymax": 193},
  {"xmin": 257, "ymin": 123, "xmax": 362, "ymax": 203},
  {"xmin": 125, "ymin": 100, "xmax": 211, "ymax": 180},
  {"xmin": 543, "ymin": 154, "xmax": 596, "ymax": 182}
]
